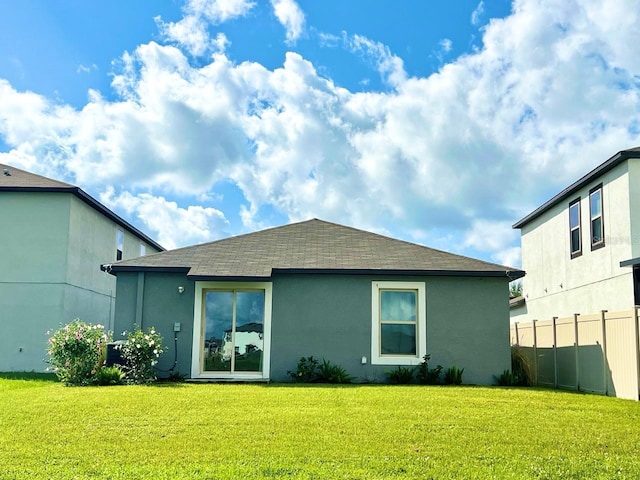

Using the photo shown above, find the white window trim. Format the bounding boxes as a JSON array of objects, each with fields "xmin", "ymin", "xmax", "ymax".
[
  {"xmin": 191, "ymin": 281, "xmax": 272, "ymax": 381},
  {"xmin": 371, "ymin": 281, "xmax": 426, "ymax": 366}
]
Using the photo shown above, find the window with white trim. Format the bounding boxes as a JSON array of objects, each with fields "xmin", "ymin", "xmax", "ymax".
[
  {"xmin": 192, "ymin": 282, "xmax": 272, "ymax": 380},
  {"xmin": 371, "ymin": 281, "xmax": 426, "ymax": 365}
]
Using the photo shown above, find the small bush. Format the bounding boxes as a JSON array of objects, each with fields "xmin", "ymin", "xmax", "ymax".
[
  {"xmin": 415, "ymin": 354, "xmax": 443, "ymax": 385},
  {"xmin": 288, "ymin": 356, "xmax": 320, "ymax": 382},
  {"xmin": 287, "ymin": 356, "xmax": 353, "ymax": 383},
  {"xmin": 316, "ymin": 359, "xmax": 354, "ymax": 384},
  {"xmin": 443, "ymin": 365, "xmax": 464, "ymax": 385},
  {"xmin": 493, "ymin": 369, "xmax": 521, "ymax": 386},
  {"xmin": 46, "ymin": 320, "xmax": 112, "ymax": 386},
  {"xmin": 386, "ymin": 366, "xmax": 415, "ymax": 384},
  {"xmin": 94, "ymin": 366, "xmax": 125, "ymax": 386},
  {"xmin": 117, "ymin": 325, "xmax": 163, "ymax": 384}
]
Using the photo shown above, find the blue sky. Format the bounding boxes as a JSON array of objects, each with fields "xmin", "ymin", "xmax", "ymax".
[{"xmin": 1, "ymin": 0, "xmax": 639, "ymax": 267}]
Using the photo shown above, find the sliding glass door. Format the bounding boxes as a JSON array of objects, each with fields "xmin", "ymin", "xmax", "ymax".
[{"xmin": 203, "ymin": 290, "xmax": 265, "ymax": 373}]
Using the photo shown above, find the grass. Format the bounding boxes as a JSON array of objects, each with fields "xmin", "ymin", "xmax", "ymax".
[{"xmin": 1, "ymin": 376, "xmax": 640, "ymax": 479}]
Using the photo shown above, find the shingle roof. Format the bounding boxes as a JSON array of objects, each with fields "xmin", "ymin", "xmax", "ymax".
[
  {"xmin": 513, "ymin": 147, "xmax": 640, "ymax": 229},
  {"xmin": 0, "ymin": 163, "xmax": 164, "ymax": 251},
  {"xmin": 1, "ymin": 164, "xmax": 75, "ymax": 188},
  {"xmin": 109, "ymin": 218, "xmax": 524, "ymax": 280}
]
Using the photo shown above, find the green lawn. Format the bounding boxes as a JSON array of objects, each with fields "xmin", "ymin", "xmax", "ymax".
[{"xmin": 1, "ymin": 376, "xmax": 639, "ymax": 479}]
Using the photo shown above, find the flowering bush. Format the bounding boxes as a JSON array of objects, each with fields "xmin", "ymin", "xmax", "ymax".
[
  {"xmin": 117, "ymin": 326, "xmax": 163, "ymax": 384},
  {"xmin": 46, "ymin": 320, "xmax": 112, "ymax": 385}
]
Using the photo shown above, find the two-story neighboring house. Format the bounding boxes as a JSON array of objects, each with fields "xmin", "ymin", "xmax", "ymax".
[
  {"xmin": 511, "ymin": 147, "xmax": 640, "ymax": 322},
  {"xmin": 0, "ymin": 164, "xmax": 164, "ymax": 372}
]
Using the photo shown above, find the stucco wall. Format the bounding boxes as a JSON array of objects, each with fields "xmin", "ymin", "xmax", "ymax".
[
  {"xmin": 0, "ymin": 283, "xmax": 64, "ymax": 371},
  {"xmin": 517, "ymin": 161, "xmax": 635, "ymax": 322},
  {"xmin": 113, "ymin": 272, "xmax": 195, "ymax": 376},
  {"xmin": 271, "ymin": 274, "xmax": 510, "ymax": 385},
  {"xmin": 0, "ymin": 191, "xmax": 162, "ymax": 371},
  {"xmin": 627, "ymin": 158, "xmax": 640, "ymax": 260},
  {"xmin": 113, "ymin": 272, "xmax": 511, "ymax": 384},
  {"xmin": 0, "ymin": 192, "xmax": 70, "ymax": 283}
]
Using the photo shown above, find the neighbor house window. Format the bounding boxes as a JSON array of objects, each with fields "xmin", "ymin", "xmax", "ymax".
[
  {"xmin": 371, "ymin": 281, "xmax": 426, "ymax": 365},
  {"xmin": 139, "ymin": 244, "xmax": 146, "ymax": 256},
  {"xmin": 192, "ymin": 282, "xmax": 272, "ymax": 380},
  {"xmin": 590, "ymin": 185, "xmax": 605, "ymax": 249},
  {"xmin": 569, "ymin": 198, "xmax": 581, "ymax": 258},
  {"xmin": 116, "ymin": 229, "xmax": 124, "ymax": 261}
]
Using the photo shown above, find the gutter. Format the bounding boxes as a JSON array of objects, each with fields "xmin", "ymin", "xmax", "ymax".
[{"xmin": 513, "ymin": 148, "xmax": 639, "ymax": 229}]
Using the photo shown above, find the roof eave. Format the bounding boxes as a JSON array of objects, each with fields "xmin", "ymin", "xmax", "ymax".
[
  {"xmin": 2, "ymin": 185, "xmax": 165, "ymax": 251},
  {"xmin": 271, "ymin": 267, "xmax": 525, "ymax": 279},
  {"xmin": 513, "ymin": 148, "xmax": 639, "ymax": 229},
  {"xmin": 106, "ymin": 265, "xmax": 190, "ymax": 276}
]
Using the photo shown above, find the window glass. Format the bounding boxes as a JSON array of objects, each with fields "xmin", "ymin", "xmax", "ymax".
[
  {"xmin": 592, "ymin": 217, "xmax": 603, "ymax": 243},
  {"xmin": 590, "ymin": 189, "xmax": 602, "ymax": 217},
  {"xmin": 380, "ymin": 290, "xmax": 417, "ymax": 321},
  {"xmin": 204, "ymin": 291, "xmax": 233, "ymax": 372},
  {"xmin": 203, "ymin": 290, "xmax": 264, "ymax": 373},
  {"xmin": 116, "ymin": 229, "xmax": 124, "ymax": 261},
  {"xmin": 381, "ymin": 324, "xmax": 417, "ymax": 355},
  {"xmin": 569, "ymin": 203, "xmax": 580, "ymax": 229},
  {"xmin": 139, "ymin": 244, "xmax": 146, "ymax": 256},
  {"xmin": 379, "ymin": 289, "xmax": 417, "ymax": 356},
  {"xmin": 234, "ymin": 291, "xmax": 265, "ymax": 372}
]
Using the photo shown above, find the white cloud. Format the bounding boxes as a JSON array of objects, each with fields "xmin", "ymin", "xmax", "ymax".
[
  {"xmin": 347, "ymin": 34, "xmax": 407, "ymax": 87},
  {"xmin": 188, "ymin": 0, "xmax": 255, "ymax": 24},
  {"xmin": 100, "ymin": 187, "xmax": 229, "ymax": 249},
  {"xmin": 270, "ymin": 0, "xmax": 306, "ymax": 44},
  {"xmin": 439, "ymin": 38, "xmax": 452, "ymax": 53},
  {"xmin": 156, "ymin": 0, "xmax": 253, "ymax": 56},
  {"xmin": 77, "ymin": 64, "xmax": 98, "ymax": 74},
  {"xmin": 1, "ymin": 0, "xmax": 639, "ymax": 265},
  {"xmin": 471, "ymin": 1, "xmax": 485, "ymax": 26}
]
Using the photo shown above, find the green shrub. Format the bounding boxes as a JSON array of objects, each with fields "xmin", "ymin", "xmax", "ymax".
[
  {"xmin": 386, "ymin": 366, "xmax": 415, "ymax": 384},
  {"xmin": 288, "ymin": 356, "xmax": 320, "ymax": 382},
  {"xmin": 415, "ymin": 354, "xmax": 443, "ymax": 385},
  {"xmin": 46, "ymin": 320, "xmax": 112, "ymax": 386},
  {"xmin": 443, "ymin": 365, "xmax": 464, "ymax": 385},
  {"xmin": 117, "ymin": 326, "xmax": 164, "ymax": 384},
  {"xmin": 94, "ymin": 366, "xmax": 125, "ymax": 386},
  {"xmin": 287, "ymin": 356, "xmax": 353, "ymax": 383},
  {"xmin": 493, "ymin": 369, "xmax": 520, "ymax": 386},
  {"xmin": 316, "ymin": 359, "xmax": 354, "ymax": 384}
]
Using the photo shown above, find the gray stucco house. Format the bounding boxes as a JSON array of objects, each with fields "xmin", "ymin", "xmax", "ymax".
[
  {"xmin": 108, "ymin": 219, "xmax": 524, "ymax": 384},
  {"xmin": 0, "ymin": 163, "xmax": 163, "ymax": 372}
]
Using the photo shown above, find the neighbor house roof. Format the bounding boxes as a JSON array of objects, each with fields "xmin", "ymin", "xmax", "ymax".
[
  {"xmin": 513, "ymin": 147, "xmax": 640, "ymax": 229},
  {"xmin": 0, "ymin": 163, "xmax": 164, "ymax": 251},
  {"xmin": 108, "ymin": 218, "xmax": 524, "ymax": 280}
]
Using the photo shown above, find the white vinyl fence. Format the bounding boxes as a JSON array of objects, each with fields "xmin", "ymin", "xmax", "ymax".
[{"xmin": 510, "ymin": 309, "xmax": 640, "ymax": 401}]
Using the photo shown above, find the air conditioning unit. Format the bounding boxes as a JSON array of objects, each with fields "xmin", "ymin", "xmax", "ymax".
[{"xmin": 105, "ymin": 340, "xmax": 126, "ymax": 367}]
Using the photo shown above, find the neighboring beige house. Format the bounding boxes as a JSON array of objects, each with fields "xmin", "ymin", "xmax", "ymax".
[
  {"xmin": 511, "ymin": 147, "xmax": 640, "ymax": 322},
  {"xmin": 0, "ymin": 164, "xmax": 163, "ymax": 372}
]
